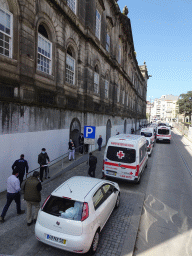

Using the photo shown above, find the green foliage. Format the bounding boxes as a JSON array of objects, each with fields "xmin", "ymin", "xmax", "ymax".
[{"xmin": 177, "ymin": 91, "xmax": 192, "ymax": 116}]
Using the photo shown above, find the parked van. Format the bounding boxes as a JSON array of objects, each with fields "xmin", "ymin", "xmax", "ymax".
[
  {"xmin": 103, "ymin": 134, "xmax": 148, "ymax": 184},
  {"xmin": 140, "ymin": 127, "xmax": 155, "ymax": 145},
  {"xmin": 156, "ymin": 125, "xmax": 171, "ymax": 143},
  {"xmin": 146, "ymin": 138, "xmax": 153, "ymax": 156}
]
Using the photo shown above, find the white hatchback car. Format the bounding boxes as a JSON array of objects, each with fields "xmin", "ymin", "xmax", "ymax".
[
  {"xmin": 146, "ymin": 137, "xmax": 153, "ymax": 157},
  {"xmin": 35, "ymin": 176, "xmax": 120, "ymax": 254}
]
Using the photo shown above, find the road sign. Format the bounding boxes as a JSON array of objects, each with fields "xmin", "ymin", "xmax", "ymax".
[{"xmin": 84, "ymin": 126, "xmax": 96, "ymax": 144}]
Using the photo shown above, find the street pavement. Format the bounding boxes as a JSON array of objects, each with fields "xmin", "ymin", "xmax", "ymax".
[
  {"xmin": 133, "ymin": 128, "xmax": 192, "ymax": 256},
  {"xmin": 0, "ymin": 145, "xmax": 144, "ymax": 256}
]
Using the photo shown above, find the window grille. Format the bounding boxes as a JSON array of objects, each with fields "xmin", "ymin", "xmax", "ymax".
[
  {"xmin": 105, "ymin": 80, "xmax": 109, "ymax": 98},
  {"xmin": 0, "ymin": 7, "xmax": 12, "ymax": 58},
  {"xmin": 94, "ymin": 72, "xmax": 99, "ymax": 94},
  {"xmin": 66, "ymin": 54, "xmax": 75, "ymax": 85},
  {"xmin": 67, "ymin": 0, "xmax": 76, "ymax": 13},
  {"xmin": 95, "ymin": 9, "xmax": 101, "ymax": 40},
  {"xmin": 106, "ymin": 33, "xmax": 110, "ymax": 52},
  {"xmin": 37, "ymin": 34, "xmax": 52, "ymax": 75}
]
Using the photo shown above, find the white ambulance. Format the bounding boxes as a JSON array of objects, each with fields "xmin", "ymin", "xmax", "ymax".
[
  {"xmin": 140, "ymin": 127, "xmax": 155, "ymax": 145},
  {"xmin": 103, "ymin": 134, "xmax": 148, "ymax": 184},
  {"xmin": 156, "ymin": 125, "xmax": 171, "ymax": 143}
]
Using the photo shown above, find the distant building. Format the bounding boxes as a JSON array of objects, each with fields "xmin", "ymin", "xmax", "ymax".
[{"xmin": 151, "ymin": 95, "xmax": 179, "ymax": 122}]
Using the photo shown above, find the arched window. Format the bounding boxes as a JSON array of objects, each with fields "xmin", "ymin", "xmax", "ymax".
[
  {"xmin": 118, "ymin": 42, "xmax": 121, "ymax": 64},
  {"xmin": 105, "ymin": 74, "xmax": 109, "ymax": 98},
  {"xmin": 122, "ymin": 90, "xmax": 125, "ymax": 105},
  {"xmin": 0, "ymin": 5, "xmax": 13, "ymax": 58},
  {"xmin": 37, "ymin": 24, "xmax": 52, "ymax": 75},
  {"xmin": 66, "ymin": 46, "xmax": 75, "ymax": 85},
  {"xmin": 95, "ymin": 9, "xmax": 101, "ymax": 39},
  {"xmin": 117, "ymin": 84, "xmax": 120, "ymax": 103},
  {"xmin": 94, "ymin": 65, "xmax": 99, "ymax": 94},
  {"xmin": 126, "ymin": 94, "xmax": 129, "ymax": 106}
]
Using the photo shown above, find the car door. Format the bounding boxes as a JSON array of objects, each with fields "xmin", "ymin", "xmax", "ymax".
[
  {"xmin": 102, "ymin": 184, "xmax": 116, "ymax": 214},
  {"xmin": 92, "ymin": 184, "xmax": 115, "ymax": 230}
]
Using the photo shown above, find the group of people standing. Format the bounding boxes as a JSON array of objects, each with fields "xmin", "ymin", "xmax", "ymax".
[
  {"xmin": 0, "ymin": 148, "xmax": 50, "ymax": 225},
  {"xmin": 0, "ymin": 134, "xmax": 104, "ymax": 225},
  {"xmin": 68, "ymin": 133, "xmax": 103, "ymax": 160}
]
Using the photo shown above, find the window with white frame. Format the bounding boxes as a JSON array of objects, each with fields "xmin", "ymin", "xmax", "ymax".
[
  {"xmin": 117, "ymin": 85, "xmax": 120, "ymax": 102},
  {"xmin": 95, "ymin": 9, "xmax": 101, "ymax": 40},
  {"xmin": 106, "ymin": 33, "xmax": 110, "ymax": 52},
  {"xmin": 66, "ymin": 48, "xmax": 75, "ymax": 85},
  {"xmin": 37, "ymin": 25, "xmax": 52, "ymax": 75},
  {"xmin": 122, "ymin": 91, "xmax": 125, "ymax": 104},
  {"xmin": 105, "ymin": 79, "xmax": 109, "ymax": 98},
  {"xmin": 94, "ymin": 68, "xmax": 99, "ymax": 94},
  {"xmin": 118, "ymin": 44, "xmax": 121, "ymax": 64},
  {"xmin": 67, "ymin": 0, "xmax": 76, "ymax": 13},
  {"xmin": 0, "ymin": 7, "xmax": 13, "ymax": 58}
]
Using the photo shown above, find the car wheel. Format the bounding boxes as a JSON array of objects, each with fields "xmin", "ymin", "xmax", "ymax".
[
  {"xmin": 115, "ymin": 193, "xmax": 120, "ymax": 208},
  {"xmin": 145, "ymin": 161, "xmax": 148, "ymax": 168},
  {"xmin": 89, "ymin": 230, "xmax": 100, "ymax": 254}
]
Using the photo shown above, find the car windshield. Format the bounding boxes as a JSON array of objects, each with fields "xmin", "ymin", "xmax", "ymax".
[
  {"xmin": 107, "ymin": 146, "xmax": 136, "ymax": 163},
  {"xmin": 158, "ymin": 129, "xmax": 170, "ymax": 135},
  {"xmin": 141, "ymin": 132, "xmax": 152, "ymax": 137},
  {"xmin": 42, "ymin": 195, "xmax": 83, "ymax": 221}
]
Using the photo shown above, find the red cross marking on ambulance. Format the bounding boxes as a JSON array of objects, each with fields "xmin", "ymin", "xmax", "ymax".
[{"xmin": 117, "ymin": 151, "xmax": 125, "ymax": 159}]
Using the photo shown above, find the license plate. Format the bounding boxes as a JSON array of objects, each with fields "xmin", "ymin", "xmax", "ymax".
[
  {"xmin": 106, "ymin": 171, "xmax": 116, "ymax": 176},
  {"xmin": 46, "ymin": 234, "xmax": 66, "ymax": 244}
]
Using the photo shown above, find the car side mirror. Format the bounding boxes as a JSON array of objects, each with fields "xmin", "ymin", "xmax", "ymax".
[{"xmin": 113, "ymin": 187, "xmax": 118, "ymax": 193}]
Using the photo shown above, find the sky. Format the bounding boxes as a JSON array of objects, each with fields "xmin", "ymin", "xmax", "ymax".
[{"xmin": 118, "ymin": 0, "xmax": 192, "ymax": 101}]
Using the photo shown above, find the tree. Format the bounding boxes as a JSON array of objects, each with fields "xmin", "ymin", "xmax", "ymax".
[{"xmin": 177, "ymin": 91, "xmax": 192, "ymax": 119}]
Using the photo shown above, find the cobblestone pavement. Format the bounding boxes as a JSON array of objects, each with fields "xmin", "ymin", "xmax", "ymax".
[{"xmin": 0, "ymin": 146, "xmax": 145, "ymax": 256}]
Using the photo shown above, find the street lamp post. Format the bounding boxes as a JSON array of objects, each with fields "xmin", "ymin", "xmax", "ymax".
[{"xmin": 149, "ymin": 96, "xmax": 153, "ymax": 123}]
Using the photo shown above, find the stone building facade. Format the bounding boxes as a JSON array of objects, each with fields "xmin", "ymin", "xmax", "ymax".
[{"xmin": 0, "ymin": 0, "xmax": 149, "ymax": 191}]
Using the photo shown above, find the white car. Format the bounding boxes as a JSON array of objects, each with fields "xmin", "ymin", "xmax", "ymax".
[{"xmin": 35, "ymin": 176, "xmax": 120, "ymax": 254}]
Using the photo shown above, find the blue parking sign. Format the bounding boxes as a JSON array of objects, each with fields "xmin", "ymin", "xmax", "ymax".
[{"xmin": 84, "ymin": 126, "xmax": 96, "ymax": 139}]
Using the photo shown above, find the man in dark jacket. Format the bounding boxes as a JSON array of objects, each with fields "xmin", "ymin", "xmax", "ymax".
[
  {"xmin": 88, "ymin": 153, "xmax": 97, "ymax": 177},
  {"xmin": 97, "ymin": 135, "xmax": 103, "ymax": 151},
  {"xmin": 78, "ymin": 133, "xmax": 84, "ymax": 154},
  {"xmin": 23, "ymin": 171, "xmax": 42, "ymax": 226},
  {"xmin": 12, "ymin": 154, "xmax": 29, "ymax": 185},
  {"xmin": 38, "ymin": 148, "xmax": 50, "ymax": 182}
]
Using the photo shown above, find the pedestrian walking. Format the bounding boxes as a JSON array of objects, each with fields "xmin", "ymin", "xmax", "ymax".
[
  {"xmin": 38, "ymin": 148, "xmax": 50, "ymax": 182},
  {"xmin": 97, "ymin": 135, "xmax": 103, "ymax": 151},
  {"xmin": 68, "ymin": 139, "xmax": 75, "ymax": 161},
  {"xmin": 88, "ymin": 152, "xmax": 97, "ymax": 177},
  {"xmin": 79, "ymin": 133, "xmax": 84, "ymax": 154},
  {"xmin": 12, "ymin": 154, "xmax": 29, "ymax": 185},
  {"xmin": 22, "ymin": 171, "xmax": 42, "ymax": 226},
  {"xmin": 0, "ymin": 169, "xmax": 25, "ymax": 223}
]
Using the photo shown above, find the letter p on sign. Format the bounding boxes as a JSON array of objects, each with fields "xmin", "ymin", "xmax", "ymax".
[{"xmin": 86, "ymin": 127, "xmax": 93, "ymax": 137}]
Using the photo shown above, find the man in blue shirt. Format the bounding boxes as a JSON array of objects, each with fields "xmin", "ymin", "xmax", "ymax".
[
  {"xmin": 0, "ymin": 169, "xmax": 25, "ymax": 223},
  {"xmin": 12, "ymin": 154, "xmax": 29, "ymax": 185}
]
